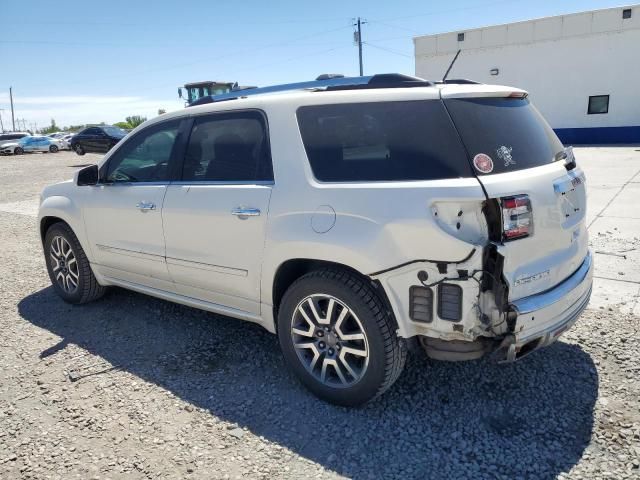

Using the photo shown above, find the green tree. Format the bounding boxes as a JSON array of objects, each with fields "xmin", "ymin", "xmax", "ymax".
[
  {"xmin": 125, "ymin": 115, "xmax": 147, "ymax": 128},
  {"xmin": 39, "ymin": 118, "xmax": 59, "ymax": 135},
  {"xmin": 114, "ymin": 121, "xmax": 131, "ymax": 129}
]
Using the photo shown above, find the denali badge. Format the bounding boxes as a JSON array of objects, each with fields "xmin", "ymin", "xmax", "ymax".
[
  {"xmin": 514, "ymin": 269, "xmax": 550, "ymax": 286},
  {"xmin": 473, "ymin": 153, "xmax": 494, "ymax": 173},
  {"xmin": 496, "ymin": 145, "xmax": 516, "ymax": 167}
]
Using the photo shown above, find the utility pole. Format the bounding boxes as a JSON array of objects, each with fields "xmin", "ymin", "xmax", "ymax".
[
  {"xmin": 353, "ymin": 17, "xmax": 367, "ymax": 76},
  {"xmin": 9, "ymin": 87, "xmax": 16, "ymax": 131}
]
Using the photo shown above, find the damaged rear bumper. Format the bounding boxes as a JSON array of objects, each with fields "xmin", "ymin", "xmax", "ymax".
[{"xmin": 498, "ymin": 250, "xmax": 593, "ymax": 362}]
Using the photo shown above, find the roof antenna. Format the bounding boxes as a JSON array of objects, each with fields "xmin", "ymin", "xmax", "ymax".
[{"xmin": 442, "ymin": 49, "xmax": 461, "ymax": 82}]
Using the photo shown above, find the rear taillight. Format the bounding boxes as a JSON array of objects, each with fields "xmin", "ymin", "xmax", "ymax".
[{"xmin": 501, "ymin": 195, "xmax": 533, "ymax": 241}]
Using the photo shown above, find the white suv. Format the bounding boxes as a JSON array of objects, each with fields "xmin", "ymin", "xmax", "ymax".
[{"xmin": 38, "ymin": 74, "xmax": 592, "ymax": 405}]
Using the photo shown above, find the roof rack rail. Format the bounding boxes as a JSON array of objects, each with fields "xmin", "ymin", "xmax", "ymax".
[
  {"xmin": 434, "ymin": 78, "xmax": 481, "ymax": 85},
  {"xmin": 188, "ymin": 73, "xmax": 434, "ymax": 107}
]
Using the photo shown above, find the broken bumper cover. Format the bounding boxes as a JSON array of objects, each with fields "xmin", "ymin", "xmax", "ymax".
[{"xmin": 501, "ymin": 250, "xmax": 593, "ymax": 362}]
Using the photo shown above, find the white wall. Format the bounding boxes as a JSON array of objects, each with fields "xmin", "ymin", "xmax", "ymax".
[{"xmin": 414, "ymin": 5, "xmax": 640, "ymax": 129}]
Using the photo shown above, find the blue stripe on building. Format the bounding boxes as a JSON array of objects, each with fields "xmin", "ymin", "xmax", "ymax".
[{"xmin": 554, "ymin": 126, "xmax": 640, "ymax": 144}]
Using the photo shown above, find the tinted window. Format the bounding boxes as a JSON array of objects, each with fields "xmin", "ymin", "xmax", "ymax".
[
  {"xmin": 587, "ymin": 95, "xmax": 609, "ymax": 114},
  {"xmin": 444, "ymin": 97, "xmax": 564, "ymax": 175},
  {"xmin": 182, "ymin": 111, "xmax": 272, "ymax": 182},
  {"xmin": 0, "ymin": 134, "xmax": 26, "ymax": 141},
  {"xmin": 102, "ymin": 126, "xmax": 127, "ymax": 137},
  {"xmin": 296, "ymin": 101, "xmax": 472, "ymax": 182},
  {"xmin": 105, "ymin": 120, "xmax": 180, "ymax": 183}
]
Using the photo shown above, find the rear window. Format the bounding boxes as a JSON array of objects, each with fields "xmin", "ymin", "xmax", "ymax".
[
  {"xmin": 444, "ymin": 97, "xmax": 564, "ymax": 175},
  {"xmin": 296, "ymin": 100, "xmax": 473, "ymax": 182}
]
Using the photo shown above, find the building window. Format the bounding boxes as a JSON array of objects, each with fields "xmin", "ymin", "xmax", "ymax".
[
  {"xmin": 622, "ymin": 8, "xmax": 632, "ymax": 19},
  {"xmin": 588, "ymin": 95, "xmax": 609, "ymax": 115},
  {"xmin": 457, "ymin": 32, "xmax": 465, "ymax": 42}
]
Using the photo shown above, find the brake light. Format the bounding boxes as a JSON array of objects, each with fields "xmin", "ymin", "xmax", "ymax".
[{"xmin": 501, "ymin": 195, "xmax": 533, "ymax": 240}]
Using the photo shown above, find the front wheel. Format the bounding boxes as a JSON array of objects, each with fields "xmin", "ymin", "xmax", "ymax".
[
  {"xmin": 277, "ymin": 269, "xmax": 406, "ymax": 406},
  {"xmin": 14, "ymin": 147, "xmax": 24, "ymax": 155},
  {"xmin": 44, "ymin": 222, "xmax": 106, "ymax": 304},
  {"xmin": 49, "ymin": 145, "xmax": 59, "ymax": 153},
  {"xmin": 74, "ymin": 144, "xmax": 85, "ymax": 156}
]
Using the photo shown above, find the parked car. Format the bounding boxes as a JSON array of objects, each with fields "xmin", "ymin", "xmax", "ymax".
[
  {"xmin": 60, "ymin": 134, "xmax": 75, "ymax": 150},
  {"xmin": 70, "ymin": 125, "xmax": 127, "ymax": 155},
  {"xmin": 38, "ymin": 74, "xmax": 592, "ymax": 405},
  {"xmin": 0, "ymin": 132, "xmax": 30, "ymax": 152},
  {"xmin": 47, "ymin": 132, "xmax": 67, "ymax": 139},
  {"xmin": 2, "ymin": 135, "xmax": 63, "ymax": 155}
]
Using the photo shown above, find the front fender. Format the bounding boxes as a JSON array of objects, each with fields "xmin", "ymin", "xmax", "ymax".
[{"xmin": 38, "ymin": 195, "xmax": 92, "ymax": 262}]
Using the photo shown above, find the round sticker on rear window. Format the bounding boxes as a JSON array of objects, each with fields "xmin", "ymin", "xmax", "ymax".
[{"xmin": 473, "ymin": 153, "xmax": 494, "ymax": 173}]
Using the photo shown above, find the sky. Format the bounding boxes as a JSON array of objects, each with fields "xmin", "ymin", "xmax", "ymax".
[{"xmin": 0, "ymin": 0, "xmax": 628, "ymax": 131}]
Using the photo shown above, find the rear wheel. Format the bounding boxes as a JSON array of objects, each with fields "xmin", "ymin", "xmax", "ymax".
[
  {"xmin": 74, "ymin": 144, "xmax": 85, "ymax": 156},
  {"xmin": 277, "ymin": 269, "xmax": 406, "ymax": 406},
  {"xmin": 49, "ymin": 145, "xmax": 59, "ymax": 153},
  {"xmin": 14, "ymin": 147, "xmax": 24, "ymax": 155},
  {"xmin": 44, "ymin": 222, "xmax": 106, "ymax": 304}
]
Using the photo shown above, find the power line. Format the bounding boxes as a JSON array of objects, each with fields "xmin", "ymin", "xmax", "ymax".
[
  {"xmin": 363, "ymin": 42, "xmax": 413, "ymax": 59},
  {"xmin": 9, "ymin": 16, "xmax": 350, "ymax": 27},
  {"xmin": 12, "ymin": 24, "xmax": 353, "ymax": 91}
]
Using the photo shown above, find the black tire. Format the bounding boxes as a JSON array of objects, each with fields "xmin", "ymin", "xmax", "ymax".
[
  {"xmin": 14, "ymin": 147, "xmax": 24, "ymax": 155},
  {"xmin": 49, "ymin": 145, "xmax": 59, "ymax": 153},
  {"xmin": 74, "ymin": 144, "xmax": 85, "ymax": 156},
  {"xmin": 44, "ymin": 222, "xmax": 106, "ymax": 304},
  {"xmin": 277, "ymin": 269, "xmax": 406, "ymax": 406}
]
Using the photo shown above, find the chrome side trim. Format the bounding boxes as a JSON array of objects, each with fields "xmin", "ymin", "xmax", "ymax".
[
  {"xmin": 511, "ymin": 251, "xmax": 592, "ymax": 315},
  {"xmin": 95, "ymin": 244, "xmax": 165, "ymax": 263},
  {"xmin": 101, "ymin": 275, "xmax": 263, "ymax": 324},
  {"xmin": 165, "ymin": 257, "xmax": 248, "ymax": 277},
  {"xmin": 169, "ymin": 181, "xmax": 274, "ymax": 186}
]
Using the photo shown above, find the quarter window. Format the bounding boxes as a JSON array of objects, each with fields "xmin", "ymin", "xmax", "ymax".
[
  {"xmin": 105, "ymin": 120, "xmax": 180, "ymax": 183},
  {"xmin": 297, "ymin": 101, "xmax": 473, "ymax": 182},
  {"xmin": 587, "ymin": 95, "xmax": 609, "ymax": 115},
  {"xmin": 182, "ymin": 111, "xmax": 272, "ymax": 182}
]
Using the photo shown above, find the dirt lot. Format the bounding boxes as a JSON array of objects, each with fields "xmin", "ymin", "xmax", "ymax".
[{"xmin": 0, "ymin": 149, "xmax": 639, "ymax": 479}]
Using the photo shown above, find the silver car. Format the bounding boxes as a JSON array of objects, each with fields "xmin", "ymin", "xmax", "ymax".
[{"xmin": 2, "ymin": 136, "xmax": 63, "ymax": 155}]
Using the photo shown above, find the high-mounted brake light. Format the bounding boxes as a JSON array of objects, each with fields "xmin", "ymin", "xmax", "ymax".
[{"xmin": 501, "ymin": 195, "xmax": 533, "ymax": 240}]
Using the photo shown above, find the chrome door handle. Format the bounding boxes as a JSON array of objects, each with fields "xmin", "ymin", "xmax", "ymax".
[
  {"xmin": 231, "ymin": 207, "xmax": 261, "ymax": 217},
  {"xmin": 136, "ymin": 201, "xmax": 156, "ymax": 212}
]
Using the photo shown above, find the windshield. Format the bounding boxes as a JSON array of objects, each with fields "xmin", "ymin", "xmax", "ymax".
[
  {"xmin": 102, "ymin": 126, "xmax": 127, "ymax": 137},
  {"xmin": 444, "ymin": 97, "xmax": 564, "ymax": 175}
]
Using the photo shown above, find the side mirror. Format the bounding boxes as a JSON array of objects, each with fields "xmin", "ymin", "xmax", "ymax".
[
  {"xmin": 178, "ymin": 87, "xmax": 183, "ymax": 99},
  {"xmin": 76, "ymin": 164, "xmax": 99, "ymax": 186}
]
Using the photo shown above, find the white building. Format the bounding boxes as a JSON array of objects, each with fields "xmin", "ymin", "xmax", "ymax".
[{"xmin": 413, "ymin": 5, "xmax": 640, "ymax": 144}]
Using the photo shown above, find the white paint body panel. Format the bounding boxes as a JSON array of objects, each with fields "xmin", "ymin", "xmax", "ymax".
[{"xmin": 38, "ymin": 84, "xmax": 591, "ymax": 346}]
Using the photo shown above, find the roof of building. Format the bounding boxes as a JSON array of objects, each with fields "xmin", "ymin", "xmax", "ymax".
[{"xmin": 413, "ymin": 4, "xmax": 640, "ymax": 56}]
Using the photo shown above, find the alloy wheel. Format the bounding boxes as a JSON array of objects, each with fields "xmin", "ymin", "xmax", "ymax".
[
  {"xmin": 290, "ymin": 294, "xmax": 369, "ymax": 388},
  {"xmin": 49, "ymin": 235, "xmax": 79, "ymax": 293}
]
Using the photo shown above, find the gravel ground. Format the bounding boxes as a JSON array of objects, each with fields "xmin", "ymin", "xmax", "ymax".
[{"xmin": 0, "ymin": 151, "xmax": 639, "ymax": 479}]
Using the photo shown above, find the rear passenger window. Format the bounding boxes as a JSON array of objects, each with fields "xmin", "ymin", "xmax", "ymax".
[
  {"xmin": 296, "ymin": 101, "xmax": 473, "ymax": 182},
  {"xmin": 182, "ymin": 111, "xmax": 273, "ymax": 182}
]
